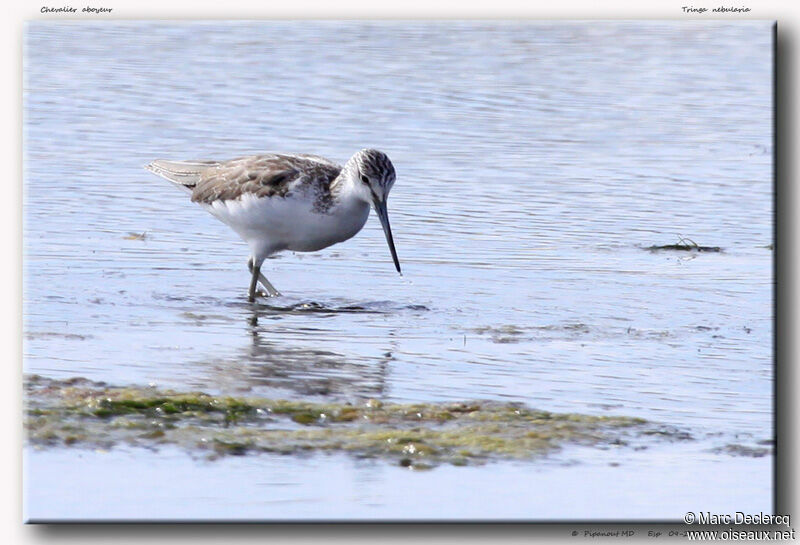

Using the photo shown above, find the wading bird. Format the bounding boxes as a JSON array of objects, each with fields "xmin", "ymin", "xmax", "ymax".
[{"xmin": 146, "ymin": 149, "xmax": 401, "ymax": 302}]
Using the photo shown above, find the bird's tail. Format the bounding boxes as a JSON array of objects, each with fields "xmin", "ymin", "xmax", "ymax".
[{"xmin": 144, "ymin": 159, "xmax": 218, "ymax": 190}]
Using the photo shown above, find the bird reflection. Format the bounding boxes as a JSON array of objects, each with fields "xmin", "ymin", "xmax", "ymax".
[{"xmin": 197, "ymin": 305, "xmax": 392, "ymax": 400}]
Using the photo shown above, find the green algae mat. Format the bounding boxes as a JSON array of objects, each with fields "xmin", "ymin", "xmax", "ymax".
[{"xmin": 25, "ymin": 375, "xmax": 671, "ymax": 469}]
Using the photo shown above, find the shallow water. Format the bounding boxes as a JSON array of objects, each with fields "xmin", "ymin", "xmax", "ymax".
[
  {"xmin": 23, "ymin": 21, "xmax": 774, "ymax": 520},
  {"xmin": 26, "ymin": 445, "xmax": 771, "ymax": 521}
]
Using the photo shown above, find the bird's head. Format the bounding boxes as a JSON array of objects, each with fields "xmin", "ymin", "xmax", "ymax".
[
  {"xmin": 344, "ymin": 149, "xmax": 400, "ymax": 274},
  {"xmin": 348, "ymin": 148, "xmax": 396, "ymax": 203}
]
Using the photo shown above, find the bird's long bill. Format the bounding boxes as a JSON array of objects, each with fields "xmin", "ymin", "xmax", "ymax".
[{"xmin": 373, "ymin": 196, "xmax": 401, "ymax": 274}]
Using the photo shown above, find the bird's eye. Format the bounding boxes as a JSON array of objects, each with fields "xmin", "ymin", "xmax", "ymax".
[{"xmin": 360, "ymin": 175, "xmax": 369, "ymax": 184}]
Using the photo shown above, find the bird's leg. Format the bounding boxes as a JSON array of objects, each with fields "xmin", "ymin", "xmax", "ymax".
[
  {"xmin": 247, "ymin": 259, "xmax": 260, "ymax": 303},
  {"xmin": 247, "ymin": 258, "xmax": 282, "ymax": 299}
]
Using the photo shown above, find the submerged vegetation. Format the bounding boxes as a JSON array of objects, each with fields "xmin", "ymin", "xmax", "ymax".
[{"xmin": 25, "ymin": 375, "xmax": 670, "ymax": 469}]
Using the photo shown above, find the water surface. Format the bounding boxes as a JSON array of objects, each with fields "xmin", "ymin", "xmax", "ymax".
[{"xmin": 23, "ymin": 21, "xmax": 774, "ymax": 520}]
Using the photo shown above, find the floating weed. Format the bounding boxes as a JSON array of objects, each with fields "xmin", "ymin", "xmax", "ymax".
[
  {"xmin": 291, "ymin": 412, "xmax": 321, "ymax": 425},
  {"xmin": 212, "ymin": 439, "xmax": 251, "ymax": 456},
  {"xmin": 471, "ymin": 323, "xmax": 591, "ymax": 344},
  {"xmin": 645, "ymin": 235, "xmax": 721, "ymax": 253},
  {"xmin": 711, "ymin": 443, "xmax": 771, "ymax": 458},
  {"xmin": 25, "ymin": 375, "xmax": 674, "ymax": 468}
]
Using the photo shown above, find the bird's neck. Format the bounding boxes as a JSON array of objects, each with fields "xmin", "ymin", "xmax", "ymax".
[{"xmin": 331, "ymin": 165, "xmax": 370, "ymax": 206}]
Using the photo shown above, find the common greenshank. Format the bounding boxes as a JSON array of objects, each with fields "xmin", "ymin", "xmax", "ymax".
[{"xmin": 145, "ymin": 149, "xmax": 401, "ymax": 302}]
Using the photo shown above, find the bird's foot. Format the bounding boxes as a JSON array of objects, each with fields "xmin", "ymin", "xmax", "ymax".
[
  {"xmin": 256, "ymin": 289, "xmax": 282, "ymax": 298},
  {"xmin": 250, "ymin": 289, "xmax": 282, "ymax": 300}
]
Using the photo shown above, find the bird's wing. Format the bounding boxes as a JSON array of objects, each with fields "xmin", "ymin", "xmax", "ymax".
[{"xmin": 188, "ymin": 154, "xmax": 342, "ymax": 204}]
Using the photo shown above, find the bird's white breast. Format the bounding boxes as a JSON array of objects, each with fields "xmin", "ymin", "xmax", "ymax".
[{"xmin": 202, "ymin": 191, "xmax": 371, "ymax": 257}]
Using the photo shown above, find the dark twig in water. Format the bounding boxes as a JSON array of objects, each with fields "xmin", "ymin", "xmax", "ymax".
[{"xmin": 645, "ymin": 234, "xmax": 721, "ymax": 253}]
